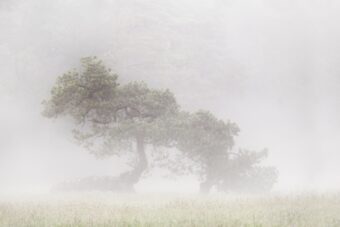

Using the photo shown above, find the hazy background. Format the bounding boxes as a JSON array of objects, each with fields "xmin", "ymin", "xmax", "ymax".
[{"xmin": 1, "ymin": 0, "xmax": 340, "ymax": 194}]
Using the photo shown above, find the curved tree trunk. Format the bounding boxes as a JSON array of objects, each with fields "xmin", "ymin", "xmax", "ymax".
[
  {"xmin": 119, "ymin": 135, "xmax": 148, "ymax": 192},
  {"xmin": 199, "ymin": 162, "xmax": 217, "ymax": 194},
  {"xmin": 199, "ymin": 178, "xmax": 214, "ymax": 194}
]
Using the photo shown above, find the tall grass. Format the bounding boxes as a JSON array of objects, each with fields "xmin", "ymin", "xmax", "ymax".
[{"xmin": 0, "ymin": 193, "xmax": 339, "ymax": 226}]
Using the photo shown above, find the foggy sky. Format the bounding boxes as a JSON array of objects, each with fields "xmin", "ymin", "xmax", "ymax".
[{"xmin": 1, "ymin": 0, "xmax": 340, "ymax": 193}]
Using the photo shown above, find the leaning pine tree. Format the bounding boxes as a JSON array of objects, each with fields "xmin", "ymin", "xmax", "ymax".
[{"xmin": 43, "ymin": 57, "xmax": 179, "ymax": 191}]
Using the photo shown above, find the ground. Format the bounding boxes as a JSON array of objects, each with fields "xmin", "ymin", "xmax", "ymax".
[{"xmin": 0, "ymin": 193, "xmax": 339, "ymax": 226}]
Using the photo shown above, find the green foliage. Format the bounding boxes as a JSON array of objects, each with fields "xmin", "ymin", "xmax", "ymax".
[
  {"xmin": 42, "ymin": 56, "xmax": 118, "ymax": 124},
  {"xmin": 174, "ymin": 111, "xmax": 239, "ymax": 161},
  {"xmin": 219, "ymin": 149, "xmax": 278, "ymax": 193},
  {"xmin": 43, "ymin": 56, "xmax": 277, "ymax": 192},
  {"xmin": 169, "ymin": 111, "xmax": 239, "ymax": 179},
  {"xmin": 169, "ymin": 111, "xmax": 277, "ymax": 193},
  {"xmin": 109, "ymin": 81, "xmax": 179, "ymax": 146},
  {"xmin": 43, "ymin": 57, "xmax": 179, "ymax": 158}
]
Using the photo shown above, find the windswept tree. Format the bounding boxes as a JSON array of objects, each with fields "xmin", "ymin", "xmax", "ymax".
[
  {"xmin": 219, "ymin": 149, "xmax": 278, "ymax": 193},
  {"xmin": 43, "ymin": 57, "xmax": 179, "ymax": 191},
  {"xmin": 43, "ymin": 57, "xmax": 277, "ymax": 193},
  {"xmin": 172, "ymin": 111, "xmax": 277, "ymax": 194},
  {"xmin": 171, "ymin": 111, "xmax": 240, "ymax": 193}
]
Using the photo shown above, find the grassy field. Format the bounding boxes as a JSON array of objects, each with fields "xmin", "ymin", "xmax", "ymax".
[{"xmin": 0, "ymin": 193, "xmax": 339, "ymax": 227}]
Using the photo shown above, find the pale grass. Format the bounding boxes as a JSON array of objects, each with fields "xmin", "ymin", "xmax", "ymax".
[{"xmin": 0, "ymin": 193, "xmax": 339, "ymax": 226}]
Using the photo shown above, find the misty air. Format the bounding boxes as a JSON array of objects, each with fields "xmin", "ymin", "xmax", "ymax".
[{"xmin": 0, "ymin": 0, "xmax": 340, "ymax": 226}]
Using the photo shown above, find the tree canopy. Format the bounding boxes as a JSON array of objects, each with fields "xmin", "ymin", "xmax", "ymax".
[{"xmin": 166, "ymin": 111, "xmax": 277, "ymax": 193}]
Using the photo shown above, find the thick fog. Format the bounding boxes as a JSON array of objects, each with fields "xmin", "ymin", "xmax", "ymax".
[{"xmin": 1, "ymin": 0, "xmax": 340, "ymax": 194}]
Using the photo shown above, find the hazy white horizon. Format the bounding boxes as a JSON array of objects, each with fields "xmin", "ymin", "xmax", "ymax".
[{"xmin": 1, "ymin": 0, "xmax": 340, "ymax": 194}]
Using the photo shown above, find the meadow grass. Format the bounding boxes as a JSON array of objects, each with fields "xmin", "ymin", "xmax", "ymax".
[{"xmin": 0, "ymin": 193, "xmax": 339, "ymax": 227}]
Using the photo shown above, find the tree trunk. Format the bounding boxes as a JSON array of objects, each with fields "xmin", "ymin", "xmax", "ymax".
[
  {"xmin": 199, "ymin": 162, "xmax": 216, "ymax": 194},
  {"xmin": 119, "ymin": 135, "xmax": 148, "ymax": 191},
  {"xmin": 199, "ymin": 178, "xmax": 214, "ymax": 194}
]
